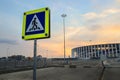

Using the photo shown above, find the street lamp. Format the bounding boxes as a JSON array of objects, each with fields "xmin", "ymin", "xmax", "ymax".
[{"xmin": 61, "ymin": 14, "xmax": 67, "ymax": 63}]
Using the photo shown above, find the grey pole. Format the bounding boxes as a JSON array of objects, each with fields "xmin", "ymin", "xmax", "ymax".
[
  {"xmin": 61, "ymin": 14, "xmax": 67, "ymax": 64},
  {"xmin": 33, "ymin": 39, "xmax": 37, "ymax": 80}
]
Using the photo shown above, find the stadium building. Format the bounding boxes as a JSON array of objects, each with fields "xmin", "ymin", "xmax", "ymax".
[{"xmin": 72, "ymin": 43, "xmax": 120, "ymax": 59}]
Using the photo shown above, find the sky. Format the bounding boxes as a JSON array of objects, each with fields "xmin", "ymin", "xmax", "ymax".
[{"xmin": 0, "ymin": 0, "xmax": 120, "ymax": 58}]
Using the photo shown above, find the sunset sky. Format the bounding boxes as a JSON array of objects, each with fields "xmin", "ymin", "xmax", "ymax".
[{"xmin": 0, "ymin": 0, "xmax": 120, "ymax": 58}]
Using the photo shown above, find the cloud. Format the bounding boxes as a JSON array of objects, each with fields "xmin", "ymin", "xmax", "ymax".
[
  {"xmin": 82, "ymin": 12, "xmax": 98, "ymax": 20},
  {"xmin": 63, "ymin": 24, "xmax": 120, "ymax": 45},
  {"xmin": 82, "ymin": 8, "xmax": 120, "ymax": 20},
  {"xmin": 81, "ymin": 8, "xmax": 120, "ymax": 33},
  {"xmin": 0, "ymin": 38, "xmax": 18, "ymax": 45},
  {"xmin": 101, "ymin": 8, "xmax": 120, "ymax": 17}
]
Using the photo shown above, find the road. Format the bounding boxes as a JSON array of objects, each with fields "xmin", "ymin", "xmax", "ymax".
[
  {"xmin": 103, "ymin": 68, "xmax": 120, "ymax": 80},
  {"xmin": 0, "ymin": 67, "xmax": 102, "ymax": 80}
]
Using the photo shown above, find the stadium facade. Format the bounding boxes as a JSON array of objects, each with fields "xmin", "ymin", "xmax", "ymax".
[{"xmin": 72, "ymin": 43, "xmax": 120, "ymax": 59}]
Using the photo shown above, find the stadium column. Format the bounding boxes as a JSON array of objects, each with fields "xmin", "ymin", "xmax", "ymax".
[
  {"xmin": 85, "ymin": 46, "xmax": 87, "ymax": 59},
  {"xmin": 96, "ymin": 45, "xmax": 100, "ymax": 58},
  {"xmin": 83, "ymin": 47, "xmax": 85, "ymax": 59},
  {"xmin": 78, "ymin": 48, "xmax": 80, "ymax": 58},
  {"xmin": 115, "ymin": 44, "xmax": 118, "ymax": 57},
  {"xmin": 76, "ymin": 49, "xmax": 78, "ymax": 58},
  {"xmin": 108, "ymin": 44, "xmax": 111, "ymax": 57},
  {"xmin": 77, "ymin": 48, "xmax": 79, "ymax": 58},
  {"xmin": 91, "ymin": 46, "xmax": 93, "ymax": 58},
  {"xmin": 89, "ymin": 46, "xmax": 91, "ymax": 59},
  {"xmin": 111, "ymin": 44, "xmax": 114, "ymax": 57},
  {"xmin": 88, "ymin": 46, "xmax": 90, "ymax": 58},
  {"xmin": 72, "ymin": 50, "xmax": 73, "ymax": 58},
  {"xmin": 80, "ymin": 47, "xmax": 82, "ymax": 59},
  {"xmin": 74, "ymin": 50, "xmax": 76, "ymax": 58},
  {"xmin": 105, "ymin": 44, "xmax": 107, "ymax": 58},
  {"xmin": 119, "ymin": 44, "xmax": 120, "ymax": 57},
  {"xmin": 100, "ymin": 44, "xmax": 102, "ymax": 58},
  {"xmin": 79, "ymin": 48, "xmax": 81, "ymax": 59},
  {"xmin": 84, "ymin": 47, "xmax": 86, "ymax": 59},
  {"xmin": 82, "ymin": 47, "xmax": 83, "ymax": 59},
  {"xmin": 97, "ymin": 45, "xmax": 100, "ymax": 58},
  {"xmin": 94, "ymin": 45, "xmax": 97, "ymax": 58}
]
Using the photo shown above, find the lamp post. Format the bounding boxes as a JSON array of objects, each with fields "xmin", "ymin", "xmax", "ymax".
[{"xmin": 61, "ymin": 14, "xmax": 67, "ymax": 63}]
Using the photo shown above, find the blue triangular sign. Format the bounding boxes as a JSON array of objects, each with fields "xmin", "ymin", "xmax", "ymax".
[{"xmin": 26, "ymin": 14, "xmax": 44, "ymax": 32}]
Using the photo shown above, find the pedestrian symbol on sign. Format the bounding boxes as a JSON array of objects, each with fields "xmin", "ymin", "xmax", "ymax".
[
  {"xmin": 26, "ymin": 14, "xmax": 44, "ymax": 33},
  {"xmin": 29, "ymin": 17, "xmax": 40, "ymax": 31}
]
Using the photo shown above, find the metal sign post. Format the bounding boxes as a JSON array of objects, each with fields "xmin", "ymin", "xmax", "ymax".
[
  {"xmin": 22, "ymin": 7, "xmax": 50, "ymax": 80},
  {"xmin": 33, "ymin": 39, "xmax": 37, "ymax": 80}
]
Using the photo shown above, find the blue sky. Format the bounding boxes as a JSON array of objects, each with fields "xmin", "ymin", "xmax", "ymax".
[{"xmin": 0, "ymin": 0, "xmax": 120, "ymax": 58}]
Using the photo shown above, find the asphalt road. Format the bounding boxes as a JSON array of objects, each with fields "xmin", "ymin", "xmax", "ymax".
[
  {"xmin": 0, "ymin": 67, "xmax": 102, "ymax": 80},
  {"xmin": 103, "ymin": 68, "xmax": 120, "ymax": 80}
]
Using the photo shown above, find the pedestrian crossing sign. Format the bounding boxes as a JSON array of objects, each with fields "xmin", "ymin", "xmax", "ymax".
[{"xmin": 22, "ymin": 7, "xmax": 50, "ymax": 40}]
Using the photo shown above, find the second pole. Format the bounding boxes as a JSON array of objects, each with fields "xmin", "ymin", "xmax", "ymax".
[{"xmin": 33, "ymin": 39, "xmax": 37, "ymax": 80}]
